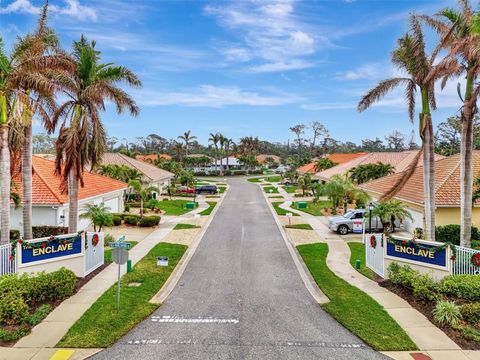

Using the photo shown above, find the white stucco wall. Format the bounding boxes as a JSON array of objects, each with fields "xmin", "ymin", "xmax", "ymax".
[{"xmin": 10, "ymin": 206, "xmax": 59, "ymax": 234}]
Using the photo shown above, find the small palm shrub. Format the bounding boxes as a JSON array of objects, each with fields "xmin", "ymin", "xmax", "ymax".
[{"xmin": 433, "ymin": 300, "xmax": 462, "ymax": 327}]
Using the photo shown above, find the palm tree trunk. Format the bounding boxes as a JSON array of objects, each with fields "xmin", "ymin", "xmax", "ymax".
[
  {"xmin": 68, "ymin": 169, "xmax": 79, "ymax": 233},
  {"xmin": 461, "ymin": 106, "xmax": 474, "ymax": 247},
  {"xmin": 22, "ymin": 124, "xmax": 33, "ymax": 240},
  {"xmin": 0, "ymin": 124, "xmax": 10, "ymax": 244},
  {"xmin": 423, "ymin": 114, "xmax": 436, "ymax": 241}
]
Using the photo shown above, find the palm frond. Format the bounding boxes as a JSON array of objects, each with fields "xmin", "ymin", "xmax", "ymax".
[{"xmin": 358, "ymin": 77, "xmax": 413, "ymax": 112}]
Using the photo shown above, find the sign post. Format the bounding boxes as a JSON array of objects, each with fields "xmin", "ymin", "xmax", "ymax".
[{"xmin": 109, "ymin": 236, "xmax": 131, "ymax": 313}]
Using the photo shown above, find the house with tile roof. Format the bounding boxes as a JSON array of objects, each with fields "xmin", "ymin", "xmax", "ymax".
[
  {"xmin": 359, "ymin": 152, "xmax": 480, "ymax": 233},
  {"xmin": 314, "ymin": 150, "xmax": 444, "ymax": 182},
  {"xmin": 136, "ymin": 153, "xmax": 172, "ymax": 163},
  {"xmin": 297, "ymin": 153, "xmax": 369, "ymax": 174},
  {"xmin": 10, "ymin": 156, "xmax": 128, "ymax": 233},
  {"xmin": 256, "ymin": 154, "xmax": 281, "ymax": 167},
  {"xmin": 101, "ymin": 153, "xmax": 174, "ymax": 189}
]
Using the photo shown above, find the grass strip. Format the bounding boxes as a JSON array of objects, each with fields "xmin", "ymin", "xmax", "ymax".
[
  {"xmin": 271, "ymin": 202, "xmax": 299, "ymax": 216},
  {"xmin": 158, "ymin": 199, "xmax": 196, "ymax": 215},
  {"xmin": 347, "ymin": 242, "xmax": 375, "ymax": 280},
  {"xmin": 104, "ymin": 241, "xmax": 138, "ymax": 263},
  {"xmin": 57, "ymin": 242, "xmax": 187, "ymax": 348},
  {"xmin": 218, "ymin": 186, "xmax": 226, "ymax": 193},
  {"xmin": 199, "ymin": 201, "xmax": 217, "ymax": 216},
  {"xmin": 291, "ymin": 200, "xmax": 331, "ymax": 216},
  {"xmin": 282, "ymin": 185, "xmax": 297, "ymax": 193},
  {"xmin": 297, "ymin": 243, "xmax": 417, "ymax": 351},
  {"xmin": 266, "ymin": 175, "xmax": 281, "ymax": 182},
  {"xmin": 285, "ymin": 224, "xmax": 313, "ymax": 230},
  {"xmin": 263, "ymin": 186, "xmax": 279, "ymax": 194},
  {"xmin": 247, "ymin": 177, "xmax": 264, "ymax": 183},
  {"xmin": 174, "ymin": 223, "xmax": 200, "ymax": 230}
]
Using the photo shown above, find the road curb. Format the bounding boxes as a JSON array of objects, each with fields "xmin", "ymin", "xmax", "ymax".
[
  {"xmin": 258, "ymin": 183, "xmax": 330, "ymax": 305},
  {"xmin": 149, "ymin": 192, "xmax": 226, "ymax": 304}
]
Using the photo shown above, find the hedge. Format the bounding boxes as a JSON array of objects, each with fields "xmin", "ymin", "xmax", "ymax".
[
  {"xmin": 124, "ymin": 215, "xmax": 139, "ymax": 226},
  {"xmin": 435, "ymin": 224, "xmax": 480, "ymax": 245},
  {"xmin": 0, "ymin": 268, "xmax": 77, "ymax": 326},
  {"xmin": 32, "ymin": 226, "xmax": 68, "ymax": 238},
  {"xmin": 138, "ymin": 216, "xmax": 161, "ymax": 227},
  {"xmin": 113, "ymin": 216, "xmax": 122, "ymax": 226}
]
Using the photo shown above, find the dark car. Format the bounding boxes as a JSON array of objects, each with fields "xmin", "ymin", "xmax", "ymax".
[{"xmin": 195, "ymin": 185, "xmax": 218, "ymax": 194}]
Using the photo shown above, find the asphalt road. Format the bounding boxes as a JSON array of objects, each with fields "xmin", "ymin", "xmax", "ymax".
[{"xmin": 93, "ymin": 178, "xmax": 388, "ymax": 360}]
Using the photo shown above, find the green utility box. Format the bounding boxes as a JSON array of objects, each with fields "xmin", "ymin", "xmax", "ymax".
[
  {"xmin": 297, "ymin": 201, "xmax": 308, "ymax": 209},
  {"xmin": 185, "ymin": 202, "xmax": 197, "ymax": 209}
]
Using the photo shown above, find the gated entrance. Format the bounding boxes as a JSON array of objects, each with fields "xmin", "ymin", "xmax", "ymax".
[{"xmin": 85, "ymin": 232, "xmax": 105, "ymax": 275}]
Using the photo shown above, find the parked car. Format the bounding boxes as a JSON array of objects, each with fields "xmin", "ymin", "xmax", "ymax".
[
  {"xmin": 195, "ymin": 185, "xmax": 218, "ymax": 194},
  {"xmin": 328, "ymin": 208, "xmax": 400, "ymax": 235},
  {"xmin": 177, "ymin": 186, "xmax": 194, "ymax": 194}
]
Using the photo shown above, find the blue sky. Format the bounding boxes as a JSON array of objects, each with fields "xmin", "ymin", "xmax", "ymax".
[{"xmin": 0, "ymin": 0, "xmax": 463, "ymax": 145}]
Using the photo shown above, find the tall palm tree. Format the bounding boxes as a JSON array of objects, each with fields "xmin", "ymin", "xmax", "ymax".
[
  {"xmin": 208, "ymin": 132, "xmax": 221, "ymax": 171},
  {"xmin": 218, "ymin": 134, "xmax": 226, "ymax": 171},
  {"xmin": 53, "ymin": 36, "xmax": 141, "ymax": 232},
  {"xmin": 11, "ymin": 3, "xmax": 72, "ymax": 240},
  {"xmin": 421, "ymin": 0, "xmax": 480, "ymax": 247},
  {"xmin": 358, "ymin": 15, "xmax": 449, "ymax": 241},
  {"xmin": 177, "ymin": 130, "xmax": 197, "ymax": 156},
  {"xmin": 224, "ymin": 138, "xmax": 234, "ymax": 170},
  {"xmin": 0, "ymin": 25, "xmax": 61, "ymax": 243}
]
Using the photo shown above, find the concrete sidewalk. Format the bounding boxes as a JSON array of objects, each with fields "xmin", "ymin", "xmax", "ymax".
[{"xmin": 3, "ymin": 200, "xmax": 211, "ymax": 360}]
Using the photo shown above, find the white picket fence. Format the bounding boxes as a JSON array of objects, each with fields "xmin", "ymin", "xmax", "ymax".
[
  {"xmin": 365, "ymin": 233, "xmax": 385, "ymax": 278},
  {"xmin": 452, "ymin": 245, "xmax": 480, "ymax": 276},
  {"xmin": 0, "ymin": 243, "xmax": 16, "ymax": 276}
]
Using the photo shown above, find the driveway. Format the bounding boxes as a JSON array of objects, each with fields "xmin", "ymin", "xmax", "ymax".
[{"xmin": 93, "ymin": 178, "xmax": 387, "ymax": 360}]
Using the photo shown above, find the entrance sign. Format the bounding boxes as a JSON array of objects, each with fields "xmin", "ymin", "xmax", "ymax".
[
  {"xmin": 386, "ymin": 238, "xmax": 447, "ymax": 268},
  {"xmin": 21, "ymin": 234, "xmax": 82, "ymax": 264}
]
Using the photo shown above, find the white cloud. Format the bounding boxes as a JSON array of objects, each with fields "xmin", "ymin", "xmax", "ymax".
[
  {"xmin": 0, "ymin": 0, "xmax": 97, "ymax": 21},
  {"xmin": 137, "ymin": 85, "xmax": 303, "ymax": 108},
  {"xmin": 205, "ymin": 0, "xmax": 321, "ymax": 72},
  {"xmin": 335, "ymin": 63, "xmax": 387, "ymax": 81}
]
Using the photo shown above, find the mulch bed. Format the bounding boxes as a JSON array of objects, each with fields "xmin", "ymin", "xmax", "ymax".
[
  {"xmin": 378, "ymin": 279, "xmax": 480, "ymax": 350},
  {"xmin": 0, "ymin": 262, "xmax": 110, "ymax": 347}
]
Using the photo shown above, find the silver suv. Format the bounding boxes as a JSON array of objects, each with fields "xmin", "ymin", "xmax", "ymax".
[{"xmin": 328, "ymin": 209, "xmax": 387, "ymax": 235}]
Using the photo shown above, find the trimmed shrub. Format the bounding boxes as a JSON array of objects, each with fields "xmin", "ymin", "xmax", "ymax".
[
  {"xmin": 208, "ymin": 170, "xmax": 220, "ymax": 176},
  {"xmin": 439, "ymin": 275, "xmax": 480, "ymax": 301},
  {"xmin": 460, "ymin": 303, "xmax": 480, "ymax": 325},
  {"xmin": 112, "ymin": 215, "xmax": 122, "ymax": 226},
  {"xmin": 435, "ymin": 224, "xmax": 480, "ymax": 245},
  {"xmin": 412, "ymin": 274, "xmax": 438, "ymax": 301},
  {"xmin": 387, "ymin": 262, "xmax": 417, "ymax": 288},
  {"xmin": 247, "ymin": 170, "xmax": 263, "ymax": 175},
  {"xmin": 28, "ymin": 304, "xmax": 52, "ymax": 326},
  {"xmin": 194, "ymin": 171, "xmax": 206, "ymax": 176},
  {"xmin": 43, "ymin": 268, "xmax": 77, "ymax": 301},
  {"xmin": 232, "ymin": 170, "xmax": 246, "ymax": 175},
  {"xmin": 433, "ymin": 300, "xmax": 462, "ymax": 327},
  {"xmin": 124, "ymin": 203, "xmax": 131, "ymax": 212},
  {"xmin": 0, "ymin": 293, "xmax": 29, "ymax": 325},
  {"xmin": 0, "ymin": 326, "xmax": 29, "ymax": 342},
  {"xmin": 124, "ymin": 215, "xmax": 139, "ymax": 226},
  {"xmin": 32, "ymin": 226, "xmax": 68, "ymax": 238},
  {"xmin": 10, "ymin": 230, "xmax": 20, "ymax": 241},
  {"xmin": 138, "ymin": 216, "xmax": 161, "ymax": 227}
]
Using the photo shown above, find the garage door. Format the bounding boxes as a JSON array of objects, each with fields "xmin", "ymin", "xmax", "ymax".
[{"xmin": 104, "ymin": 197, "xmax": 119, "ymax": 213}]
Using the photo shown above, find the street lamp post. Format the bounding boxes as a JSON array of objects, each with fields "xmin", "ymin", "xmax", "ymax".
[{"xmin": 368, "ymin": 202, "xmax": 374, "ymax": 234}]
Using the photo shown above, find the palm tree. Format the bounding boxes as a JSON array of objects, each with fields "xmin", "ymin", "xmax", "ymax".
[
  {"xmin": 79, "ymin": 203, "xmax": 113, "ymax": 232},
  {"xmin": 128, "ymin": 180, "xmax": 158, "ymax": 215},
  {"xmin": 177, "ymin": 130, "xmax": 197, "ymax": 156},
  {"xmin": 53, "ymin": 36, "xmax": 141, "ymax": 232},
  {"xmin": 358, "ymin": 15, "xmax": 448, "ymax": 241},
  {"xmin": 218, "ymin": 134, "xmax": 226, "ymax": 171},
  {"xmin": 421, "ymin": 1, "xmax": 480, "ymax": 247},
  {"xmin": 368, "ymin": 199, "xmax": 413, "ymax": 233},
  {"xmin": 224, "ymin": 138, "xmax": 234, "ymax": 171},
  {"xmin": 209, "ymin": 132, "xmax": 221, "ymax": 171}
]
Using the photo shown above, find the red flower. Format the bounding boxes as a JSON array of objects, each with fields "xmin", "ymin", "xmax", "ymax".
[
  {"xmin": 370, "ymin": 235, "xmax": 377, "ymax": 248},
  {"xmin": 49, "ymin": 235, "xmax": 54, "ymax": 240},
  {"xmin": 471, "ymin": 253, "xmax": 480, "ymax": 267},
  {"xmin": 18, "ymin": 239, "xmax": 23, "ymax": 244},
  {"xmin": 42, "ymin": 242, "xmax": 46, "ymax": 248},
  {"xmin": 9, "ymin": 255, "xmax": 12, "ymax": 261},
  {"xmin": 402, "ymin": 240, "xmax": 407, "ymax": 246},
  {"xmin": 450, "ymin": 255, "xmax": 456, "ymax": 261}
]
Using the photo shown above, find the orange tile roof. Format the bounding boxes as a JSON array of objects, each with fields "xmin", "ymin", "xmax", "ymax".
[
  {"xmin": 315, "ymin": 151, "xmax": 444, "ymax": 181},
  {"xmin": 297, "ymin": 162, "xmax": 317, "ymax": 174},
  {"xmin": 136, "ymin": 154, "xmax": 171, "ymax": 162},
  {"xmin": 256, "ymin": 154, "xmax": 281, "ymax": 164},
  {"xmin": 326, "ymin": 152, "xmax": 369, "ymax": 164},
  {"xmin": 360, "ymin": 152, "xmax": 479, "ymax": 206},
  {"xmin": 13, "ymin": 156, "xmax": 127, "ymax": 205}
]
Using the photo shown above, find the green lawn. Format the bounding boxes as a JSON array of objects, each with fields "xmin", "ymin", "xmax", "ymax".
[
  {"xmin": 218, "ymin": 186, "xmax": 226, "ymax": 193},
  {"xmin": 104, "ymin": 241, "xmax": 138, "ymax": 262},
  {"xmin": 266, "ymin": 175, "xmax": 281, "ymax": 182},
  {"xmin": 291, "ymin": 200, "xmax": 332, "ymax": 216},
  {"xmin": 297, "ymin": 243, "xmax": 416, "ymax": 351},
  {"xmin": 347, "ymin": 242, "xmax": 375, "ymax": 280},
  {"xmin": 174, "ymin": 223, "xmax": 200, "ymax": 230},
  {"xmin": 263, "ymin": 186, "xmax": 279, "ymax": 194},
  {"xmin": 199, "ymin": 201, "xmax": 217, "ymax": 216},
  {"xmin": 285, "ymin": 224, "xmax": 313, "ymax": 230},
  {"xmin": 158, "ymin": 199, "xmax": 196, "ymax": 215},
  {"xmin": 247, "ymin": 177, "xmax": 264, "ymax": 183},
  {"xmin": 282, "ymin": 185, "xmax": 297, "ymax": 193},
  {"xmin": 271, "ymin": 202, "xmax": 299, "ymax": 216},
  {"xmin": 57, "ymin": 243, "xmax": 187, "ymax": 348}
]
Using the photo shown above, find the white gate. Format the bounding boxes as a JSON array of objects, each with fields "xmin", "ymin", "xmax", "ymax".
[
  {"xmin": 365, "ymin": 233, "xmax": 384, "ymax": 278},
  {"xmin": 0, "ymin": 243, "xmax": 16, "ymax": 276},
  {"xmin": 85, "ymin": 232, "xmax": 104, "ymax": 275},
  {"xmin": 451, "ymin": 245, "xmax": 480, "ymax": 276}
]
